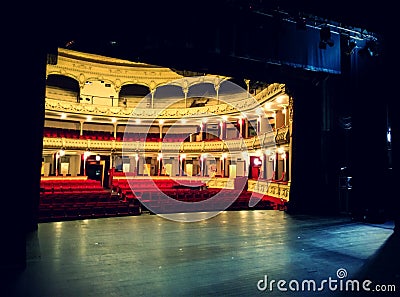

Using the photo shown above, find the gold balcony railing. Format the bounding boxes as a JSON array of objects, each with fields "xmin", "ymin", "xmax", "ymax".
[{"xmin": 43, "ymin": 129, "xmax": 289, "ymax": 153}]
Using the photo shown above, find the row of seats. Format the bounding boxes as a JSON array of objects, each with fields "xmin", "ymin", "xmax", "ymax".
[
  {"xmin": 38, "ymin": 200, "xmax": 141, "ymax": 223},
  {"xmin": 38, "ymin": 177, "xmax": 285, "ymax": 222},
  {"xmin": 111, "ymin": 176, "xmax": 283, "ymax": 212},
  {"xmin": 40, "ymin": 191, "xmax": 114, "ymax": 204},
  {"xmin": 40, "ymin": 179, "xmax": 106, "ymax": 193},
  {"xmin": 39, "ymin": 177, "xmax": 142, "ymax": 222},
  {"xmin": 43, "ymin": 127, "xmax": 188, "ymax": 142}
]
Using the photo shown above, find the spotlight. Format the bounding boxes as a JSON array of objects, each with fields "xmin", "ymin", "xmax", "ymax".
[
  {"xmin": 326, "ymin": 39, "xmax": 334, "ymax": 47},
  {"xmin": 348, "ymin": 41, "xmax": 357, "ymax": 53},
  {"xmin": 344, "ymin": 38, "xmax": 357, "ymax": 55},
  {"xmin": 295, "ymin": 15, "xmax": 307, "ymax": 30},
  {"xmin": 319, "ymin": 26, "xmax": 334, "ymax": 49},
  {"xmin": 65, "ymin": 40, "xmax": 75, "ymax": 48},
  {"xmin": 358, "ymin": 39, "xmax": 379, "ymax": 57},
  {"xmin": 320, "ymin": 26, "xmax": 331, "ymax": 40},
  {"xmin": 319, "ymin": 40, "xmax": 327, "ymax": 49},
  {"xmin": 366, "ymin": 40, "xmax": 379, "ymax": 56}
]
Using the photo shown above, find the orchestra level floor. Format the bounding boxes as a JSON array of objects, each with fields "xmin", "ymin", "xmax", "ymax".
[{"xmin": 2, "ymin": 210, "xmax": 399, "ymax": 297}]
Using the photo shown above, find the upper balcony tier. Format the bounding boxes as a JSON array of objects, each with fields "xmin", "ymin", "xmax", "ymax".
[{"xmin": 45, "ymin": 48, "xmax": 292, "ymax": 124}]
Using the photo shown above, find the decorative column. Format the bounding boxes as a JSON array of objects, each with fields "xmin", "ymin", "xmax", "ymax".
[
  {"xmin": 113, "ymin": 122, "xmax": 117, "ymax": 139},
  {"xmin": 272, "ymin": 111, "xmax": 277, "ymax": 130},
  {"xmin": 261, "ymin": 153, "xmax": 267, "ymax": 179},
  {"xmin": 244, "ymin": 79, "xmax": 250, "ymax": 98},
  {"xmin": 79, "ymin": 121, "xmax": 84, "ymax": 137},
  {"xmin": 159, "ymin": 120, "xmax": 164, "ymax": 140},
  {"xmin": 179, "ymin": 154, "xmax": 186, "ymax": 176},
  {"xmin": 150, "ymin": 81, "xmax": 156, "ymax": 108},
  {"xmin": 157, "ymin": 153, "xmax": 163, "ymax": 176},
  {"xmin": 282, "ymin": 151, "xmax": 287, "ymax": 173},
  {"xmin": 283, "ymin": 106, "xmax": 288, "ymax": 126},
  {"xmin": 243, "ymin": 118, "xmax": 249, "ymax": 138},
  {"xmin": 219, "ymin": 120, "xmax": 227, "ymax": 140},
  {"xmin": 78, "ymin": 81, "xmax": 85, "ymax": 103},
  {"xmin": 133, "ymin": 153, "xmax": 139, "ymax": 176},
  {"xmin": 215, "ymin": 82, "xmax": 220, "ymax": 104},
  {"xmin": 148, "ymin": 91, "xmax": 153, "ymax": 108},
  {"xmin": 238, "ymin": 118, "xmax": 244, "ymax": 138},
  {"xmin": 200, "ymin": 122, "xmax": 207, "ymax": 141},
  {"xmin": 288, "ymin": 96, "xmax": 293, "ymax": 184},
  {"xmin": 200, "ymin": 154, "xmax": 207, "ymax": 177},
  {"xmin": 221, "ymin": 153, "xmax": 227, "ymax": 177},
  {"xmin": 259, "ymin": 116, "xmax": 270, "ymax": 134},
  {"xmin": 182, "ymin": 79, "xmax": 189, "ymax": 108},
  {"xmin": 114, "ymin": 81, "xmax": 121, "ymax": 107},
  {"xmin": 54, "ymin": 152, "xmax": 59, "ymax": 176},
  {"xmin": 83, "ymin": 149, "xmax": 91, "ymax": 176}
]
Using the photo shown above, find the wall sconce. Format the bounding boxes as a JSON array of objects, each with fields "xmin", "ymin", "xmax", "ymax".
[{"xmin": 58, "ymin": 148, "xmax": 65, "ymax": 157}]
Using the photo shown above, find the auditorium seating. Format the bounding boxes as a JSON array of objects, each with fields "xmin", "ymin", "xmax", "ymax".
[
  {"xmin": 38, "ymin": 175, "xmax": 286, "ymax": 223},
  {"xmin": 110, "ymin": 176, "xmax": 283, "ymax": 214},
  {"xmin": 39, "ymin": 178, "xmax": 141, "ymax": 222}
]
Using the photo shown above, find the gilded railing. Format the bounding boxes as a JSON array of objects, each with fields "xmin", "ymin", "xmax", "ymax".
[
  {"xmin": 247, "ymin": 179, "xmax": 290, "ymax": 201},
  {"xmin": 44, "ymin": 83, "xmax": 286, "ymax": 120},
  {"xmin": 43, "ymin": 129, "xmax": 286, "ymax": 153},
  {"xmin": 275, "ymin": 126, "xmax": 289, "ymax": 144}
]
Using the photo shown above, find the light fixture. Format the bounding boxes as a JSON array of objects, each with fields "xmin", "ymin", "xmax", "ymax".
[
  {"xmin": 347, "ymin": 40, "xmax": 357, "ymax": 55},
  {"xmin": 319, "ymin": 26, "xmax": 334, "ymax": 49},
  {"xmin": 277, "ymin": 147, "xmax": 285, "ymax": 154},
  {"xmin": 253, "ymin": 158, "xmax": 262, "ymax": 166},
  {"xmin": 358, "ymin": 39, "xmax": 379, "ymax": 57},
  {"xmin": 295, "ymin": 14, "xmax": 307, "ymax": 31},
  {"xmin": 319, "ymin": 40, "xmax": 327, "ymax": 50},
  {"xmin": 58, "ymin": 148, "xmax": 65, "ymax": 157},
  {"xmin": 84, "ymin": 149, "xmax": 91, "ymax": 159},
  {"xmin": 387, "ymin": 127, "xmax": 391, "ymax": 143}
]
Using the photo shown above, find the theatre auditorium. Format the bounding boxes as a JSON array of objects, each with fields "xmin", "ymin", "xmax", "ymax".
[{"xmin": 2, "ymin": 1, "xmax": 398, "ymax": 296}]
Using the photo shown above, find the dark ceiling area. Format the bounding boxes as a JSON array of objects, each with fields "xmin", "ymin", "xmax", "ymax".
[{"xmin": 43, "ymin": 0, "xmax": 389, "ymax": 85}]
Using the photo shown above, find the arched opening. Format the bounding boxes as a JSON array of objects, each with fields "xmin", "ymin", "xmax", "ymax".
[
  {"xmin": 46, "ymin": 74, "xmax": 80, "ymax": 102},
  {"xmin": 153, "ymin": 84, "xmax": 185, "ymax": 108},
  {"xmin": 119, "ymin": 83, "xmax": 151, "ymax": 108}
]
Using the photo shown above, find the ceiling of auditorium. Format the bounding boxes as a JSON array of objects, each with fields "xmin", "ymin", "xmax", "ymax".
[{"xmin": 43, "ymin": 0, "xmax": 388, "ymax": 84}]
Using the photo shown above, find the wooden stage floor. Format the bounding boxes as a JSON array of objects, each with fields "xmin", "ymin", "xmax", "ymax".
[{"xmin": 3, "ymin": 210, "xmax": 399, "ymax": 297}]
